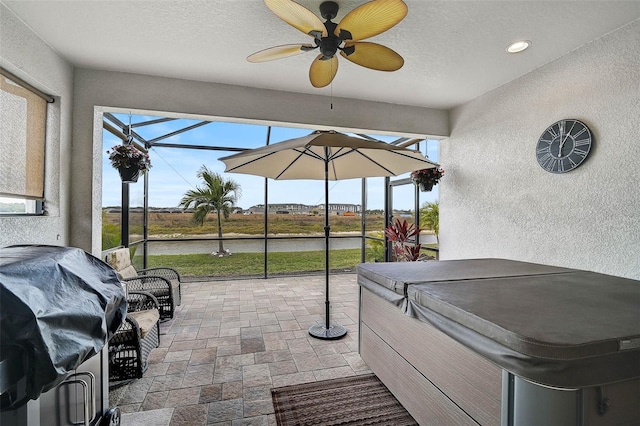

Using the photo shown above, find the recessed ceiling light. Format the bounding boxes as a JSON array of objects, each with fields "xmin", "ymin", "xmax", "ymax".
[{"xmin": 506, "ymin": 40, "xmax": 531, "ymax": 54}]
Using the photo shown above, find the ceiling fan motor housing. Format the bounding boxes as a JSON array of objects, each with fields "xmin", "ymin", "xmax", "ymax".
[
  {"xmin": 319, "ymin": 1, "xmax": 339, "ymax": 20},
  {"xmin": 319, "ymin": 20, "xmax": 342, "ymax": 59}
]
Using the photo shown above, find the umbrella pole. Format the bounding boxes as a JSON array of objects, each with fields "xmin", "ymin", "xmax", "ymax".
[
  {"xmin": 308, "ymin": 155, "xmax": 347, "ymax": 340},
  {"xmin": 324, "ymin": 170, "xmax": 330, "ymax": 330}
]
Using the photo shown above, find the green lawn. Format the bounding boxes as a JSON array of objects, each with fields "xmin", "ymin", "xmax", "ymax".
[
  {"xmin": 142, "ymin": 248, "xmax": 364, "ymax": 279},
  {"xmin": 137, "ymin": 243, "xmax": 439, "ymax": 280}
]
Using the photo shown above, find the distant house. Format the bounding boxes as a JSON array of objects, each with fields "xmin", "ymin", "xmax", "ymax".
[
  {"xmin": 247, "ymin": 205, "xmax": 266, "ymax": 214},
  {"xmin": 248, "ymin": 203, "xmax": 312, "ymax": 214},
  {"xmin": 317, "ymin": 203, "xmax": 361, "ymax": 215},
  {"xmin": 247, "ymin": 203, "xmax": 361, "ymax": 215}
]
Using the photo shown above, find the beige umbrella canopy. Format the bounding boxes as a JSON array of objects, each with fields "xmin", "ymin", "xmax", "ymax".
[
  {"xmin": 220, "ymin": 130, "xmax": 436, "ymax": 180},
  {"xmin": 220, "ymin": 130, "xmax": 438, "ymax": 339}
]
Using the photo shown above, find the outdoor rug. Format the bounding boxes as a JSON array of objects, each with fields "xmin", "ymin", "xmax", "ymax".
[{"xmin": 271, "ymin": 374, "xmax": 418, "ymax": 425}]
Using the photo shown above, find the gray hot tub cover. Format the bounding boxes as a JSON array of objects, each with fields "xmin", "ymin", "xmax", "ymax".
[
  {"xmin": 357, "ymin": 258, "xmax": 573, "ymax": 298},
  {"xmin": 0, "ymin": 245, "xmax": 127, "ymax": 404},
  {"xmin": 358, "ymin": 259, "xmax": 640, "ymax": 388},
  {"xmin": 406, "ymin": 276, "xmax": 640, "ymax": 388}
]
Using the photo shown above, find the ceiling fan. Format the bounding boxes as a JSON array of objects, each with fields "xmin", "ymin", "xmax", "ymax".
[{"xmin": 247, "ymin": 0, "xmax": 408, "ymax": 88}]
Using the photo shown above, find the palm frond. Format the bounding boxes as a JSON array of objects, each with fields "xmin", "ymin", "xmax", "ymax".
[{"xmin": 181, "ymin": 164, "xmax": 242, "ymax": 227}]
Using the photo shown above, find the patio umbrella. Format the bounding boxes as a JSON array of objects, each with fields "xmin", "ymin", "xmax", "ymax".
[{"xmin": 220, "ymin": 130, "xmax": 438, "ymax": 339}]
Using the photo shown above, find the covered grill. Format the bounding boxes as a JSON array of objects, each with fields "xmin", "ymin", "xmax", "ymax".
[{"xmin": 0, "ymin": 245, "xmax": 127, "ymax": 425}]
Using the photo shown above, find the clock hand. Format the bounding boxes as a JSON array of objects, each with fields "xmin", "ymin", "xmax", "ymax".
[
  {"xmin": 558, "ymin": 122, "xmax": 564, "ymax": 156},
  {"xmin": 558, "ymin": 121, "xmax": 577, "ymax": 157}
]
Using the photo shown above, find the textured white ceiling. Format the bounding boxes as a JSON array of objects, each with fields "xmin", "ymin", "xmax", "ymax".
[{"xmin": 3, "ymin": 1, "xmax": 639, "ymax": 109}]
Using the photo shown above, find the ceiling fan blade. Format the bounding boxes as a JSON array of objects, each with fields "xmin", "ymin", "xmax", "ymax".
[
  {"xmin": 247, "ymin": 44, "xmax": 315, "ymax": 62},
  {"xmin": 264, "ymin": 0, "xmax": 327, "ymax": 37},
  {"xmin": 335, "ymin": 0, "xmax": 408, "ymax": 41},
  {"xmin": 309, "ymin": 54, "xmax": 338, "ymax": 88},
  {"xmin": 340, "ymin": 42, "xmax": 404, "ymax": 71}
]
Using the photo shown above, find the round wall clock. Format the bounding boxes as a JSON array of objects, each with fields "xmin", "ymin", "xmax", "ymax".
[{"xmin": 536, "ymin": 119, "xmax": 593, "ymax": 173}]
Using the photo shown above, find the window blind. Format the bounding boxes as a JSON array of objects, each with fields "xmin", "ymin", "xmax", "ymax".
[{"xmin": 0, "ymin": 70, "xmax": 49, "ymax": 200}]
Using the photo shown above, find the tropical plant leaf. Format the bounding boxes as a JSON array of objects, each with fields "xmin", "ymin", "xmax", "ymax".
[
  {"xmin": 179, "ymin": 165, "xmax": 242, "ymax": 253},
  {"xmin": 384, "ymin": 218, "xmax": 422, "ymax": 261}
]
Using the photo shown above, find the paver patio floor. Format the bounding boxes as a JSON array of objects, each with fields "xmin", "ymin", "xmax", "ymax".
[{"xmin": 110, "ymin": 273, "xmax": 370, "ymax": 425}]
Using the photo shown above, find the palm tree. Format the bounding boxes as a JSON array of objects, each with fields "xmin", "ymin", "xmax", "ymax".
[
  {"xmin": 179, "ymin": 165, "xmax": 241, "ymax": 254},
  {"xmin": 419, "ymin": 201, "xmax": 440, "ymax": 245}
]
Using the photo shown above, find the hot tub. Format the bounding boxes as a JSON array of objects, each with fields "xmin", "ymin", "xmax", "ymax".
[{"xmin": 357, "ymin": 258, "xmax": 640, "ymax": 425}]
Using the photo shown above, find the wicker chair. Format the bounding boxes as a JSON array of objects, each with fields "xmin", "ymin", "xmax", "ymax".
[
  {"xmin": 105, "ymin": 247, "xmax": 181, "ymax": 320},
  {"xmin": 108, "ymin": 290, "xmax": 160, "ymax": 383}
]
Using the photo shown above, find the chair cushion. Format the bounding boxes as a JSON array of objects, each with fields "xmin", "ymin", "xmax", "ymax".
[
  {"xmin": 129, "ymin": 309, "xmax": 160, "ymax": 338},
  {"xmin": 170, "ymin": 278, "xmax": 179, "ymax": 289},
  {"xmin": 105, "ymin": 248, "xmax": 134, "ymax": 273},
  {"xmin": 118, "ymin": 265, "xmax": 138, "ymax": 280}
]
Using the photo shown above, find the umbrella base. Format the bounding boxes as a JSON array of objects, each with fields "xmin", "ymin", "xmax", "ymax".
[{"xmin": 308, "ymin": 323, "xmax": 347, "ymax": 340}]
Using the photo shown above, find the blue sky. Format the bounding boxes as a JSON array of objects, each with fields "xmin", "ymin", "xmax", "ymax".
[{"xmin": 102, "ymin": 114, "xmax": 439, "ymax": 210}]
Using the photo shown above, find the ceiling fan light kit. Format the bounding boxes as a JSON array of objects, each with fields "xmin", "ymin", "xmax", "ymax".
[{"xmin": 248, "ymin": 0, "xmax": 408, "ymax": 88}]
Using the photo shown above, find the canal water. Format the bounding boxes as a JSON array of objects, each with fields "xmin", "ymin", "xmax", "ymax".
[{"xmin": 145, "ymin": 234, "xmax": 437, "ymax": 255}]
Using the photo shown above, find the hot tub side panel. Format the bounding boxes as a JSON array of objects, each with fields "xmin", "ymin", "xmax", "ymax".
[{"xmin": 360, "ymin": 286, "xmax": 502, "ymax": 425}]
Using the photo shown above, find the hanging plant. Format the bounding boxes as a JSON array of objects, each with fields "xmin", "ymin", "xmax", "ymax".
[
  {"xmin": 107, "ymin": 144, "xmax": 151, "ymax": 183},
  {"xmin": 411, "ymin": 167, "xmax": 444, "ymax": 192}
]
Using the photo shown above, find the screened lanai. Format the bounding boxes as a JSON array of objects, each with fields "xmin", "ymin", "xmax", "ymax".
[{"xmin": 101, "ymin": 112, "xmax": 441, "ymax": 281}]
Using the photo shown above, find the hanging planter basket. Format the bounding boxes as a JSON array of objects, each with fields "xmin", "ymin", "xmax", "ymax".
[
  {"xmin": 418, "ymin": 181, "xmax": 434, "ymax": 192},
  {"xmin": 118, "ymin": 165, "xmax": 140, "ymax": 183},
  {"xmin": 108, "ymin": 143, "xmax": 151, "ymax": 183},
  {"xmin": 411, "ymin": 167, "xmax": 444, "ymax": 193}
]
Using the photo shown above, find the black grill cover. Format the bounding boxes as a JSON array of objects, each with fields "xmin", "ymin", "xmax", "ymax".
[{"xmin": 0, "ymin": 245, "xmax": 126, "ymax": 404}]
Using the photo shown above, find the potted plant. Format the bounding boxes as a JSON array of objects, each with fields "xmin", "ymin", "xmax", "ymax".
[
  {"xmin": 384, "ymin": 218, "xmax": 422, "ymax": 262},
  {"xmin": 411, "ymin": 167, "xmax": 444, "ymax": 192},
  {"xmin": 107, "ymin": 143, "xmax": 151, "ymax": 183}
]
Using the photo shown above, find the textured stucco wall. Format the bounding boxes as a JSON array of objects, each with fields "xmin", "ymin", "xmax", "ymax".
[
  {"xmin": 71, "ymin": 69, "xmax": 449, "ymax": 255},
  {"xmin": 0, "ymin": 4, "xmax": 74, "ymax": 248},
  {"xmin": 440, "ymin": 20, "xmax": 640, "ymax": 279}
]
